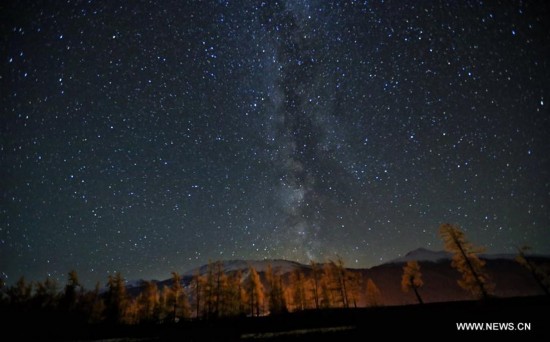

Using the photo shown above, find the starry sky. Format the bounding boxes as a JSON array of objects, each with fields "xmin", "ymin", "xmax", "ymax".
[{"xmin": 1, "ymin": 0, "xmax": 549, "ymax": 287}]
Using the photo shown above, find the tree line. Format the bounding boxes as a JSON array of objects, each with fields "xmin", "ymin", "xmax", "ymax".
[
  {"xmin": 0, "ymin": 257, "xmax": 383, "ymax": 325},
  {"xmin": 1, "ymin": 223, "xmax": 548, "ymax": 325}
]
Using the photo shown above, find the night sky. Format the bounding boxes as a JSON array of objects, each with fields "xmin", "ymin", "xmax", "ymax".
[{"xmin": 2, "ymin": 0, "xmax": 549, "ymax": 287}]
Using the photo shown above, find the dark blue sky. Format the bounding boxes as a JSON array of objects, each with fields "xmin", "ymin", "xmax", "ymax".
[{"xmin": 2, "ymin": 0, "xmax": 549, "ymax": 287}]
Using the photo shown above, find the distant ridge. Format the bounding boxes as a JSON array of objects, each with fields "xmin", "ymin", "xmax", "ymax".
[
  {"xmin": 386, "ymin": 248, "xmax": 452, "ymax": 264},
  {"xmin": 386, "ymin": 248, "xmax": 541, "ymax": 264},
  {"xmin": 182, "ymin": 259, "xmax": 307, "ymax": 277}
]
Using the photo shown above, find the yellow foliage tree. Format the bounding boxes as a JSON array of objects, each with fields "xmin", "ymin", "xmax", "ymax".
[
  {"xmin": 289, "ymin": 269, "xmax": 308, "ymax": 311},
  {"xmin": 401, "ymin": 260, "xmax": 424, "ymax": 304},
  {"xmin": 245, "ymin": 266, "xmax": 264, "ymax": 316},
  {"xmin": 224, "ymin": 270, "xmax": 246, "ymax": 316},
  {"xmin": 309, "ymin": 260, "xmax": 321, "ymax": 309},
  {"xmin": 266, "ymin": 264, "xmax": 287, "ymax": 314},
  {"xmin": 191, "ymin": 271, "xmax": 205, "ymax": 318},
  {"xmin": 439, "ymin": 223, "xmax": 493, "ymax": 299},
  {"xmin": 136, "ymin": 280, "xmax": 160, "ymax": 323},
  {"xmin": 168, "ymin": 272, "xmax": 190, "ymax": 321}
]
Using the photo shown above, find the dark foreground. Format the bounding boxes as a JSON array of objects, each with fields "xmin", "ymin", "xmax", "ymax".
[{"xmin": 6, "ymin": 296, "xmax": 550, "ymax": 340}]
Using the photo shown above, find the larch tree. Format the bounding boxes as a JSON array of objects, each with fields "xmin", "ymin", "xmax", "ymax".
[
  {"xmin": 62, "ymin": 270, "xmax": 82, "ymax": 311},
  {"xmin": 289, "ymin": 269, "xmax": 308, "ymax": 311},
  {"xmin": 365, "ymin": 278, "xmax": 382, "ymax": 307},
  {"xmin": 439, "ymin": 223, "xmax": 493, "ymax": 299},
  {"xmin": 0, "ymin": 277, "xmax": 6, "ymax": 304},
  {"xmin": 235, "ymin": 270, "xmax": 247, "ymax": 316},
  {"xmin": 516, "ymin": 246, "xmax": 550, "ymax": 296},
  {"xmin": 224, "ymin": 270, "xmax": 245, "ymax": 316},
  {"xmin": 159, "ymin": 286, "xmax": 171, "ymax": 321},
  {"xmin": 125, "ymin": 297, "xmax": 139, "ymax": 324},
  {"xmin": 346, "ymin": 271, "xmax": 362, "ymax": 308},
  {"xmin": 323, "ymin": 258, "xmax": 349, "ymax": 308},
  {"xmin": 266, "ymin": 264, "xmax": 286, "ymax": 314},
  {"xmin": 86, "ymin": 282, "xmax": 105, "ymax": 323},
  {"xmin": 8, "ymin": 276, "xmax": 33, "ymax": 306},
  {"xmin": 203, "ymin": 261, "xmax": 216, "ymax": 318},
  {"xmin": 245, "ymin": 266, "xmax": 264, "ymax": 317},
  {"xmin": 309, "ymin": 260, "xmax": 321, "ymax": 309},
  {"xmin": 175, "ymin": 272, "xmax": 191, "ymax": 320},
  {"xmin": 321, "ymin": 263, "xmax": 335, "ymax": 308},
  {"xmin": 105, "ymin": 272, "xmax": 129, "ymax": 324},
  {"xmin": 33, "ymin": 277, "xmax": 59, "ymax": 310},
  {"xmin": 198, "ymin": 260, "xmax": 228, "ymax": 318},
  {"xmin": 137, "ymin": 280, "xmax": 160, "ymax": 323},
  {"xmin": 191, "ymin": 271, "xmax": 204, "ymax": 318},
  {"xmin": 401, "ymin": 260, "xmax": 424, "ymax": 304},
  {"xmin": 213, "ymin": 261, "xmax": 230, "ymax": 317},
  {"xmin": 334, "ymin": 256, "xmax": 349, "ymax": 308}
]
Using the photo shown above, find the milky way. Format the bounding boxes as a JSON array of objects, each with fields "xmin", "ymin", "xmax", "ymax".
[{"xmin": 2, "ymin": 0, "xmax": 549, "ymax": 287}]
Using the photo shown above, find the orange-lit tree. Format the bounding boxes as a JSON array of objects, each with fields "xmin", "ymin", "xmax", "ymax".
[
  {"xmin": 136, "ymin": 280, "xmax": 160, "ymax": 323},
  {"xmin": 245, "ymin": 266, "xmax": 264, "ymax": 316},
  {"xmin": 289, "ymin": 269, "xmax": 308, "ymax": 311},
  {"xmin": 266, "ymin": 264, "xmax": 287, "ymax": 314},
  {"xmin": 401, "ymin": 260, "xmax": 424, "ymax": 304},
  {"xmin": 167, "ymin": 272, "xmax": 190, "ymax": 321},
  {"xmin": 439, "ymin": 223, "xmax": 493, "ymax": 299},
  {"xmin": 191, "ymin": 271, "xmax": 204, "ymax": 318},
  {"xmin": 346, "ymin": 271, "xmax": 362, "ymax": 308},
  {"xmin": 309, "ymin": 260, "xmax": 321, "ymax": 309},
  {"xmin": 224, "ymin": 270, "xmax": 245, "ymax": 316}
]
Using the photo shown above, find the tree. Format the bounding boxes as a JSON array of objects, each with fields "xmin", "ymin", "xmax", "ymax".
[
  {"xmin": 266, "ymin": 264, "xmax": 287, "ymax": 314},
  {"xmin": 33, "ymin": 277, "xmax": 59, "ymax": 309},
  {"xmin": 0, "ymin": 276, "xmax": 7, "ymax": 304},
  {"xmin": 136, "ymin": 281, "xmax": 160, "ymax": 323},
  {"xmin": 322, "ymin": 258, "xmax": 350, "ymax": 308},
  {"xmin": 202, "ymin": 262, "xmax": 215, "ymax": 318},
  {"xmin": 224, "ymin": 270, "xmax": 245, "ymax": 317},
  {"xmin": 62, "ymin": 270, "xmax": 82, "ymax": 311},
  {"xmin": 334, "ymin": 256, "xmax": 349, "ymax": 308},
  {"xmin": 309, "ymin": 260, "xmax": 321, "ymax": 309},
  {"xmin": 191, "ymin": 271, "xmax": 204, "ymax": 318},
  {"xmin": 167, "ymin": 272, "xmax": 190, "ymax": 321},
  {"xmin": 289, "ymin": 269, "xmax": 307, "ymax": 311},
  {"xmin": 84, "ymin": 282, "xmax": 105, "ymax": 323},
  {"xmin": 213, "ymin": 261, "xmax": 229, "ymax": 317},
  {"xmin": 439, "ymin": 223, "xmax": 493, "ymax": 299},
  {"xmin": 365, "ymin": 279, "xmax": 382, "ymax": 307},
  {"xmin": 201, "ymin": 261, "xmax": 228, "ymax": 318},
  {"xmin": 516, "ymin": 246, "xmax": 550, "ymax": 296},
  {"xmin": 321, "ymin": 263, "xmax": 335, "ymax": 308},
  {"xmin": 401, "ymin": 260, "xmax": 424, "ymax": 304},
  {"xmin": 105, "ymin": 272, "xmax": 129, "ymax": 324},
  {"xmin": 346, "ymin": 271, "xmax": 362, "ymax": 308},
  {"xmin": 245, "ymin": 266, "xmax": 264, "ymax": 317},
  {"xmin": 8, "ymin": 276, "xmax": 32, "ymax": 306}
]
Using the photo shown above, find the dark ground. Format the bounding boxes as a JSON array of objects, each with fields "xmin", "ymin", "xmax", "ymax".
[{"xmin": 5, "ymin": 296, "xmax": 549, "ymax": 341}]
